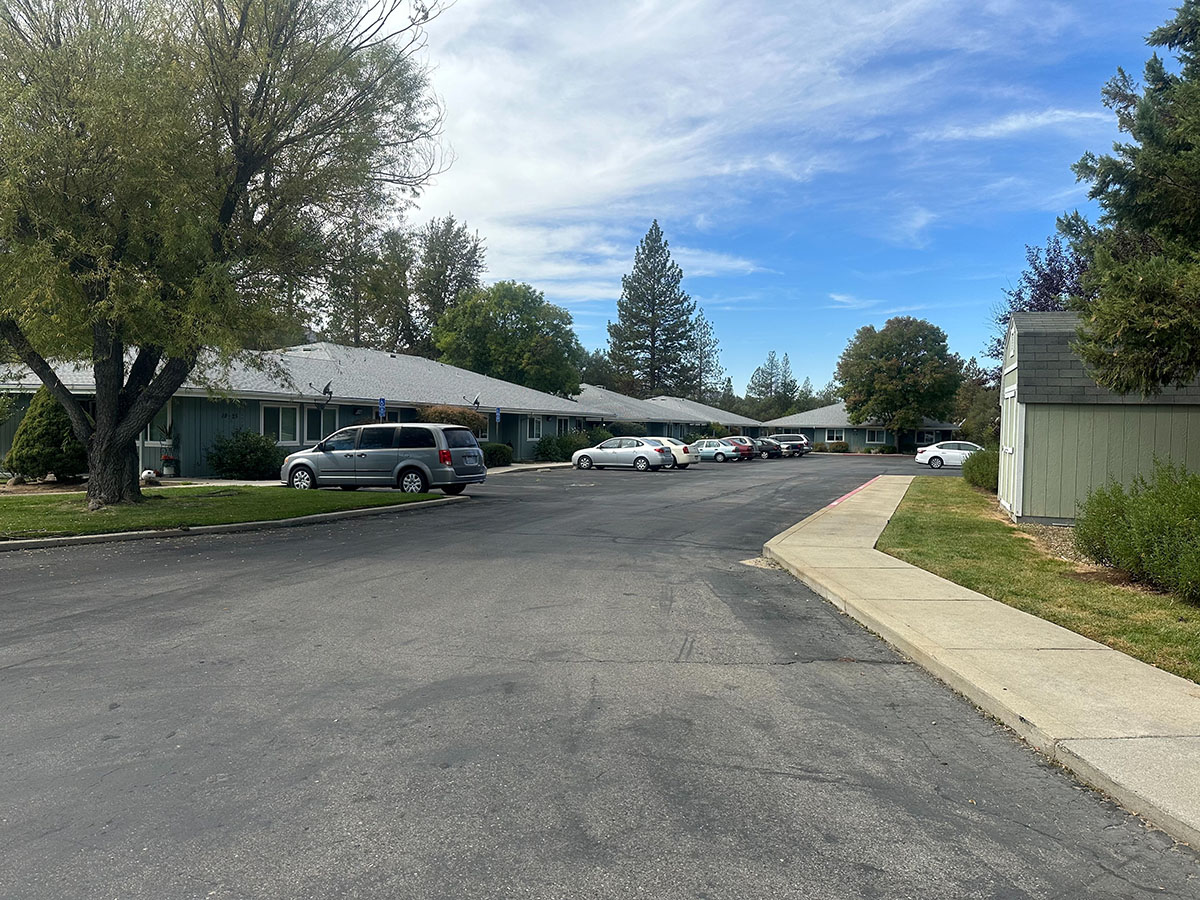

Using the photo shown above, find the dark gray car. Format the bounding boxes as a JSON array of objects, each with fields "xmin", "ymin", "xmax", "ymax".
[{"xmin": 280, "ymin": 423, "xmax": 487, "ymax": 494}]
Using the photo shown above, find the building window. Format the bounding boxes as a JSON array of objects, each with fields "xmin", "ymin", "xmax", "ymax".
[
  {"xmin": 825, "ymin": 428, "xmax": 844, "ymax": 442},
  {"xmin": 865, "ymin": 429, "xmax": 884, "ymax": 444},
  {"xmin": 142, "ymin": 399, "xmax": 172, "ymax": 443},
  {"xmin": 557, "ymin": 417, "xmax": 569, "ymax": 436},
  {"xmin": 262, "ymin": 405, "xmax": 299, "ymax": 443},
  {"xmin": 475, "ymin": 418, "xmax": 489, "ymax": 441},
  {"xmin": 305, "ymin": 407, "xmax": 338, "ymax": 442},
  {"xmin": 527, "ymin": 416, "xmax": 543, "ymax": 440},
  {"xmin": 917, "ymin": 430, "xmax": 937, "ymax": 444}
]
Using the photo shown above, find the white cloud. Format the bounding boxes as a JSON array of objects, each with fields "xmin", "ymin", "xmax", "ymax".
[{"xmin": 921, "ymin": 108, "xmax": 1109, "ymax": 141}]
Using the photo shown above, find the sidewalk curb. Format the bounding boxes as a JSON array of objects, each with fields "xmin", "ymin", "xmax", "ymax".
[
  {"xmin": 764, "ymin": 476, "xmax": 1200, "ymax": 848},
  {"xmin": 487, "ymin": 463, "xmax": 575, "ymax": 475},
  {"xmin": 0, "ymin": 495, "xmax": 466, "ymax": 553}
]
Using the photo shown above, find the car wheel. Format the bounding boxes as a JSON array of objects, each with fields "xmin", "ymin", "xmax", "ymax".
[
  {"xmin": 576, "ymin": 455, "xmax": 593, "ymax": 470},
  {"xmin": 339, "ymin": 485, "xmax": 359, "ymax": 491},
  {"xmin": 288, "ymin": 466, "xmax": 315, "ymax": 490},
  {"xmin": 442, "ymin": 484, "xmax": 466, "ymax": 495},
  {"xmin": 398, "ymin": 468, "xmax": 429, "ymax": 493},
  {"xmin": 634, "ymin": 456, "xmax": 650, "ymax": 471},
  {"xmin": 760, "ymin": 451, "xmax": 769, "ymax": 459},
  {"xmin": 666, "ymin": 457, "xmax": 677, "ymax": 469},
  {"xmin": 928, "ymin": 456, "xmax": 944, "ymax": 469},
  {"xmin": 677, "ymin": 463, "xmax": 689, "ymax": 469},
  {"xmin": 714, "ymin": 452, "xmax": 726, "ymax": 462}
]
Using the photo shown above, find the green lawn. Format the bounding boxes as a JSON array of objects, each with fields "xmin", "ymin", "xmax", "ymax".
[
  {"xmin": 877, "ymin": 477, "xmax": 1200, "ymax": 684},
  {"xmin": 0, "ymin": 486, "xmax": 439, "ymax": 540}
]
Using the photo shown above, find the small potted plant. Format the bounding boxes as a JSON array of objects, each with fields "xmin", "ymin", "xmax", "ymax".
[{"xmin": 156, "ymin": 422, "xmax": 180, "ymax": 476}]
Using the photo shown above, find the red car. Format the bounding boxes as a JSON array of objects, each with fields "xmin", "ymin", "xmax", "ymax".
[{"xmin": 723, "ymin": 436, "xmax": 757, "ymax": 460}]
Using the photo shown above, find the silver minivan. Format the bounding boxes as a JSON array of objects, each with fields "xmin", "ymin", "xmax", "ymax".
[{"xmin": 280, "ymin": 423, "xmax": 487, "ymax": 494}]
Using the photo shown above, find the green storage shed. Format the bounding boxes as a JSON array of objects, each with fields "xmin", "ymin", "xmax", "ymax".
[{"xmin": 998, "ymin": 312, "xmax": 1200, "ymax": 523}]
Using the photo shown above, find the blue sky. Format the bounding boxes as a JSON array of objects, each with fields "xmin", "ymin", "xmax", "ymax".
[{"xmin": 412, "ymin": 0, "xmax": 1171, "ymax": 394}]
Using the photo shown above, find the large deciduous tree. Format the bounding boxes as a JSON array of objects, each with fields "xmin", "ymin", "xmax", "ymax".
[
  {"xmin": 607, "ymin": 221, "xmax": 696, "ymax": 397},
  {"xmin": 1069, "ymin": 1, "xmax": 1200, "ymax": 394},
  {"xmin": 433, "ymin": 281, "xmax": 585, "ymax": 397},
  {"xmin": 986, "ymin": 235, "xmax": 1088, "ymax": 363},
  {"xmin": 836, "ymin": 317, "xmax": 962, "ymax": 445},
  {"xmin": 0, "ymin": 0, "xmax": 442, "ymax": 507}
]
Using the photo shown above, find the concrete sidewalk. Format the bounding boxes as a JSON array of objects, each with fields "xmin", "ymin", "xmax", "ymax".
[{"xmin": 765, "ymin": 474, "xmax": 1200, "ymax": 847}]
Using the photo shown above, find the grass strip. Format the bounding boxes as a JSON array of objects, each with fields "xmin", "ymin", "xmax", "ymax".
[
  {"xmin": 877, "ymin": 477, "xmax": 1200, "ymax": 684},
  {"xmin": 0, "ymin": 486, "xmax": 439, "ymax": 540}
]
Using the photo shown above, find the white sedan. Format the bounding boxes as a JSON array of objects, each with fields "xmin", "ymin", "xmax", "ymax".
[
  {"xmin": 915, "ymin": 441, "xmax": 984, "ymax": 469},
  {"xmin": 652, "ymin": 436, "xmax": 700, "ymax": 469}
]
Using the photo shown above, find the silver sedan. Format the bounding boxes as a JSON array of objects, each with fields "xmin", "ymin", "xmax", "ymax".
[{"xmin": 572, "ymin": 437, "xmax": 672, "ymax": 471}]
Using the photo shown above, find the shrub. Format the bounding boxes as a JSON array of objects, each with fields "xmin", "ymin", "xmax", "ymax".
[
  {"xmin": 481, "ymin": 442, "xmax": 513, "ymax": 467},
  {"xmin": 962, "ymin": 448, "xmax": 999, "ymax": 493},
  {"xmin": 534, "ymin": 432, "xmax": 594, "ymax": 462},
  {"xmin": 877, "ymin": 444, "xmax": 898, "ymax": 454},
  {"xmin": 586, "ymin": 427, "xmax": 613, "ymax": 445},
  {"xmin": 609, "ymin": 420, "xmax": 647, "ymax": 437},
  {"xmin": 416, "ymin": 404, "xmax": 487, "ymax": 433},
  {"xmin": 534, "ymin": 435, "xmax": 561, "ymax": 461},
  {"xmin": 708, "ymin": 422, "xmax": 730, "ymax": 438},
  {"xmin": 829, "ymin": 441, "xmax": 849, "ymax": 453},
  {"xmin": 813, "ymin": 442, "xmax": 828, "ymax": 453},
  {"xmin": 1074, "ymin": 461, "xmax": 1200, "ymax": 602},
  {"xmin": 206, "ymin": 431, "xmax": 286, "ymax": 479},
  {"xmin": 3, "ymin": 386, "xmax": 87, "ymax": 479}
]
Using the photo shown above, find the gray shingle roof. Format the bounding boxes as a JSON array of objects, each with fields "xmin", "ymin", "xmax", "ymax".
[
  {"xmin": 2, "ymin": 342, "xmax": 609, "ymax": 417},
  {"xmin": 1010, "ymin": 312, "xmax": 1200, "ymax": 404},
  {"xmin": 765, "ymin": 400, "xmax": 956, "ymax": 430},
  {"xmin": 573, "ymin": 384, "xmax": 703, "ymax": 424},
  {"xmin": 645, "ymin": 396, "xmax": 764, "ymax": 428}
]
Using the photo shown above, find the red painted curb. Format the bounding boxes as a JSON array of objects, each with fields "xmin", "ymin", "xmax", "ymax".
[{"xmin": 826, "ymin": 475, "xmax": 883, "ymax": 508}]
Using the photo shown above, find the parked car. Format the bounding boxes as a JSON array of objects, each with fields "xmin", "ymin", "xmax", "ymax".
[
  {"xmin": 915, "ymin": 440, "xmax": 984, "ymax": 469},
  {"xmin": 754, "ymin": 438, "xmax": 783, "ymax": 459},
  {"xmin": 572, "ymin": 436, "xmax": 672, "ymax": 471},
  {"xmin": 281, "ymin": 423, "xmax": 487, "ymax": 494},
  {"xmin": 653, "ymin": 436, "xmax": 700, "ymax": 469},
  {"xmin": 724, "ymin": 436, "xmax": 757, "ymax": 460},
  {"xmin": 693, "ymin": 438, "xmax": 741, "ymax": 462},
  {"xmin": 771, "ymin": 434, "xmax": 810, "ymax": 457}
]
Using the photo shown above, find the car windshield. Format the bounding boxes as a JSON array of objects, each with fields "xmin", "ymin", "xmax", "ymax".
[{"xmin": 443, "ymin": 428, "xmax": 479, "ymax": 448}]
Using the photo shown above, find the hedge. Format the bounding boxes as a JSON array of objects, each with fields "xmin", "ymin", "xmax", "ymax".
[
  {"xmin": 207, "ymin": 431, "xmax": 287, "ymax": 479},
  {"xmin": 481, "ymin": 442, "xmax": 513, "ymax": 467},
  {"xmin": 415, "ymin": 404, "xmax": 487, "ymax": 432},
  {"xmin": 535, "ymin": 432, "xmax": 593, "ymax": 462},
  {"xmin": 829, "ymin": 441, "xmax": 849, "ymax": 453},
  {"xmin": 1074, "ymin": 461, "xmax": 1200, "ymax": 602},
  {"xmin": 961, "ymin": 448, "xmax": 999, "ymax": 493}
]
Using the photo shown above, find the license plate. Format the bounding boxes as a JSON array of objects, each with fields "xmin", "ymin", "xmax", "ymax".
[{"xmin": 463, "ymin": 453, "xmax": 478, "ymax": 465}]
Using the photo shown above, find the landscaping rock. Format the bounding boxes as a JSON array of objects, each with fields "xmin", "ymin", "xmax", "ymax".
[{"xmin": 7, "ymin": 475, "xmax": 26, "ymax": 486}]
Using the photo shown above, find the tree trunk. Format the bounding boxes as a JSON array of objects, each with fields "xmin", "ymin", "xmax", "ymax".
[{"xmin": 86, "ymin": 435, "xmax": 142, "ymax": 509}]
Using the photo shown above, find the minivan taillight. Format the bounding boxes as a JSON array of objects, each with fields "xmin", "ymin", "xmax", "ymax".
[{"xmin": 439, "ymin": 449, "xmax": 452, "ymax": 466}]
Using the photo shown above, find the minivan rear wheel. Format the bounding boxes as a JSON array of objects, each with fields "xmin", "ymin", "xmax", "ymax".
[
  {"xmin": 442, "ymin": 484, "xmax": 466, "ymax": 495},
  {"xmin": 399, "ymin": 469, "xmax": 429, "ymax": 493}
]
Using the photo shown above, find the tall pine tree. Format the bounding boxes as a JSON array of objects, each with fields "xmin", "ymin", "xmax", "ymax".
[
  {"xmin": 607, "ymin": 221, "xmax": 696, "ymax": 397},
  {"xmin": 687, "ymin": 309, "xmax": 724, "ymax": 401}
]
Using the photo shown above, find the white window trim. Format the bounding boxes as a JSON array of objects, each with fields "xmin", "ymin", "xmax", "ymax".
[
  {"xmin": 527, "ymin": 416, "xmax": 543, "ymax": 440},
  {"xmin": 865, "ymin": 429, "xmax": 884, "ymax": 444},
  {"xmin": 825, "ymin": 429, "xmax": 844, "ymax": 443},
  {"xmin": 261, "ymin": 403, "xmax": 301, "ymax": 445}
]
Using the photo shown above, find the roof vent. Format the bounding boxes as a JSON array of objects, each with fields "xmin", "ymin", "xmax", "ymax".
[{"xmin": 389, "ymin": 353, "xmax": 396, "ymax": 358}]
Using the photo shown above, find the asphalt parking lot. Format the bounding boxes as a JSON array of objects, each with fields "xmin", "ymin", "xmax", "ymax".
[{"xmin": 1, "ymin": 455, "xmax": 1196, "ymax": 899}]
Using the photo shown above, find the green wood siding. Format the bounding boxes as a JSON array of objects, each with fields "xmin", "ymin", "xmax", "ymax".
[{"xmin": 1021, "ymin": 403, "xmax": 1200, "ymax": 519}]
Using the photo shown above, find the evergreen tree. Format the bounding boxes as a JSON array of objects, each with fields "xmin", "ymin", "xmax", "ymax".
[
  {"xmin": 814, "ymin": 379, "xmax": 841, "ymax": 407},
  {"xmin": 716, "ymin": 377, "xmax": 738, "ymax": 411},
  {"xmin": 794, "ymin": 377, "xmax": 817, "ymax": 412},
  {"xmin": 607, "ymin": 221, "xmax": 696, "ymax": 397},
  {"xmin": 777, "ymin": 354, "xmax": 799, "ymax": 413},
  {"xmin": 409, "ymin": 215, "xmax": 487, "ymax": 357},
  {"xmin": 687, "ymin": 309, "xmax": 724, "ymax": 401},
  {"xmin": 3, "ymin": 387, "xmax": 88, "ymax": 479},
  {"xmin": 745, "ymin": 351, "xmax": 782, "ymax": 410},
  {"xmin": 1069, "ymin": 2, "xmax": 1200, "ymax": 393}
]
